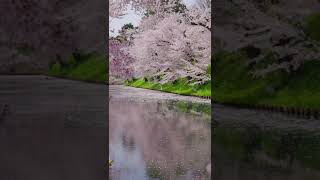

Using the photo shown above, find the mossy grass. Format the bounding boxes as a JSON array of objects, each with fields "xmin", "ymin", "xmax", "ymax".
[
  {"xmin": 126, "ymin": 77, "xmax": 211, "ymax": 98},
  {"xmin": 213, "ymin": 51, "xmax": 320, "ymax": 109},
  {"xmin": 48, "ymin": 53, "xmax": 107, "ymax": 83},
  {"xmin": 305, "ymin": 12, "xmax": 320, "ymax": 42}
]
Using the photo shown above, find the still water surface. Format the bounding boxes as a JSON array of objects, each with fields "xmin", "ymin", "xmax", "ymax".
[
  {"xmin": 2, "ymin": 76, "xmax": 320, "ymax": 180},
  {"xmin": 0, "ymin": 76, "xmax": 107, "ymax": 180},
  {"xmin": 213, "ymin": 104, "xmax": 320, "ymax": 180},
  {"xmin": 109, "ymin": 100, "xmax": 211, "ymax": 180}
]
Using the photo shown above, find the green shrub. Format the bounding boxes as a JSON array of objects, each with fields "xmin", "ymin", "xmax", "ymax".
[{"xmin": 122, "ymin": 23, "xmax": 134, "ymax": 30}]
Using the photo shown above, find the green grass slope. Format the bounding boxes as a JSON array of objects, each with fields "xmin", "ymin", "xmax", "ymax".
[
  {"xmin": 213, "ymin": 51, "xmax": 320, "ymax": 109},
  {"xmin": 126, "ymin": 78, "xmax": 211, "ymax": 98},
  {"xmin": 48, "ymin": 53, "xmax": 107, "ymax": 83},
  {"xmin": 126, "ymin": 64, "xmax": 211, "ymax": 98}
]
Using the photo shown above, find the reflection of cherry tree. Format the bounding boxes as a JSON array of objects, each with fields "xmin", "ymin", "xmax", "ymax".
[{"xmin": 109, "ymin": 100, "xmax": 211, "ymax": 179}]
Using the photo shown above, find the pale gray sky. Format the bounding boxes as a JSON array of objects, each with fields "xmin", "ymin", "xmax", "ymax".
[
  {"xmin": 109, "ymin": 0, "xmax": 198, "ymax": 37},
  {"xmin": 183, "ymin": 0, "xmax": 197, "ymax": 8},
  {"xmin": 109, "ymin": 3, "xmax": 144, "ymax": 37}
]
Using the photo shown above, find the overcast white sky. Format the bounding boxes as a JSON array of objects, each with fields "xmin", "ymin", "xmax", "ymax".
[
  {"xmin": 109, "ymin": 0, "xmax": 198, "ymax": 37},
  {"xmin": 109, "ymin": 3, "xmax": 143, "ymax": 37}
]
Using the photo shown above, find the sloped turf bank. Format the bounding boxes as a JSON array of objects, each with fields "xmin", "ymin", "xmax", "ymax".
[
  {"xmin": 213, "ymin": 51, "xmax": 320, "ymax": 109},
  {"xmin": 126, "ymin": 78, "xmax": 211, "ymax": 98},
  {"xmin": 47, "ymin": 53, "xmax": 107, "ymax": 83},
  {"xmin": 305, "ymin": 12, "xmax": 320, "ymax": 42}
]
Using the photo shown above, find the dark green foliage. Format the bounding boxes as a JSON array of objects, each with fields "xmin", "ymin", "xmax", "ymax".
[
  {"xmin": 144, "ymin": 9, "xmax": 156, "ymax": 17},
  {"xmin": 305, "ymin": 12, "xmax": 320, "ymax": 41},
  {"xmin": 171, "ymin": 0, "xmax": 187, "ymax": 13},
  {"xmin": 146, "ymin": 163, "xmax": 166, "ymax": 180},
  {"xmin": 121, "ymin": 23, "xmax": 134, "ymax": 30}
]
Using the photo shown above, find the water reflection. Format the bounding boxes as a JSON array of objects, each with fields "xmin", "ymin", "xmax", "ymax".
[
  {"xmin": 213, "ymin": 105, "xmax": 320, "ymax": 180},
  {"xmin": 109, "ymin": 100, "xmax": 211, "ymax": 180},
  {"xmin": 0, "ymin": 76, "xmax": 107, "ymax": 180}
]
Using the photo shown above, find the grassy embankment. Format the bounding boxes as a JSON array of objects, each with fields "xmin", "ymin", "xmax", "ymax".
[
  {"xmin": 47, "ymin": 53, "xmax": 107, "ymax": 83},
  {"xmin": 213, "ymin": 12, "xmax": 320, "ymax": 109},
  {"xmin": 45, "ymin": 12, "xmax": 318, "ymax": 102},
  {"xmin": 126, "ymin": 65, "xmax": 211, "ymax": 98},
  {"xmin": 213, "ymin": 51, "xmax": 320, "ymax": 109}
]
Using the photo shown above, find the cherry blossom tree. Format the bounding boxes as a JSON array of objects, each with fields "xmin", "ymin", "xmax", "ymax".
[
  {"xmin": 0, "ymin": 0, "xmax": 76, "ymax": 73},
  {"xmin": 186, "ymin": 1, "xmax": 211, "ymax": 30},
  {"xmin": 127, "ymin": 0, "xmax": 211, "ymax": 84},
  {"xmin": 109, "ymin": 0, "xmax": 188, "ymax": 18},
  {"xmin": 129, "ymin": 14, "xmax": 211, "ymax": 84},
  {"xmin": 109, "ymin": 38, "xmax": 135, "ymax": 80},
  {"xmin": 109, "ymin": 0, "xmax": 211, "ymax": 84}
]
